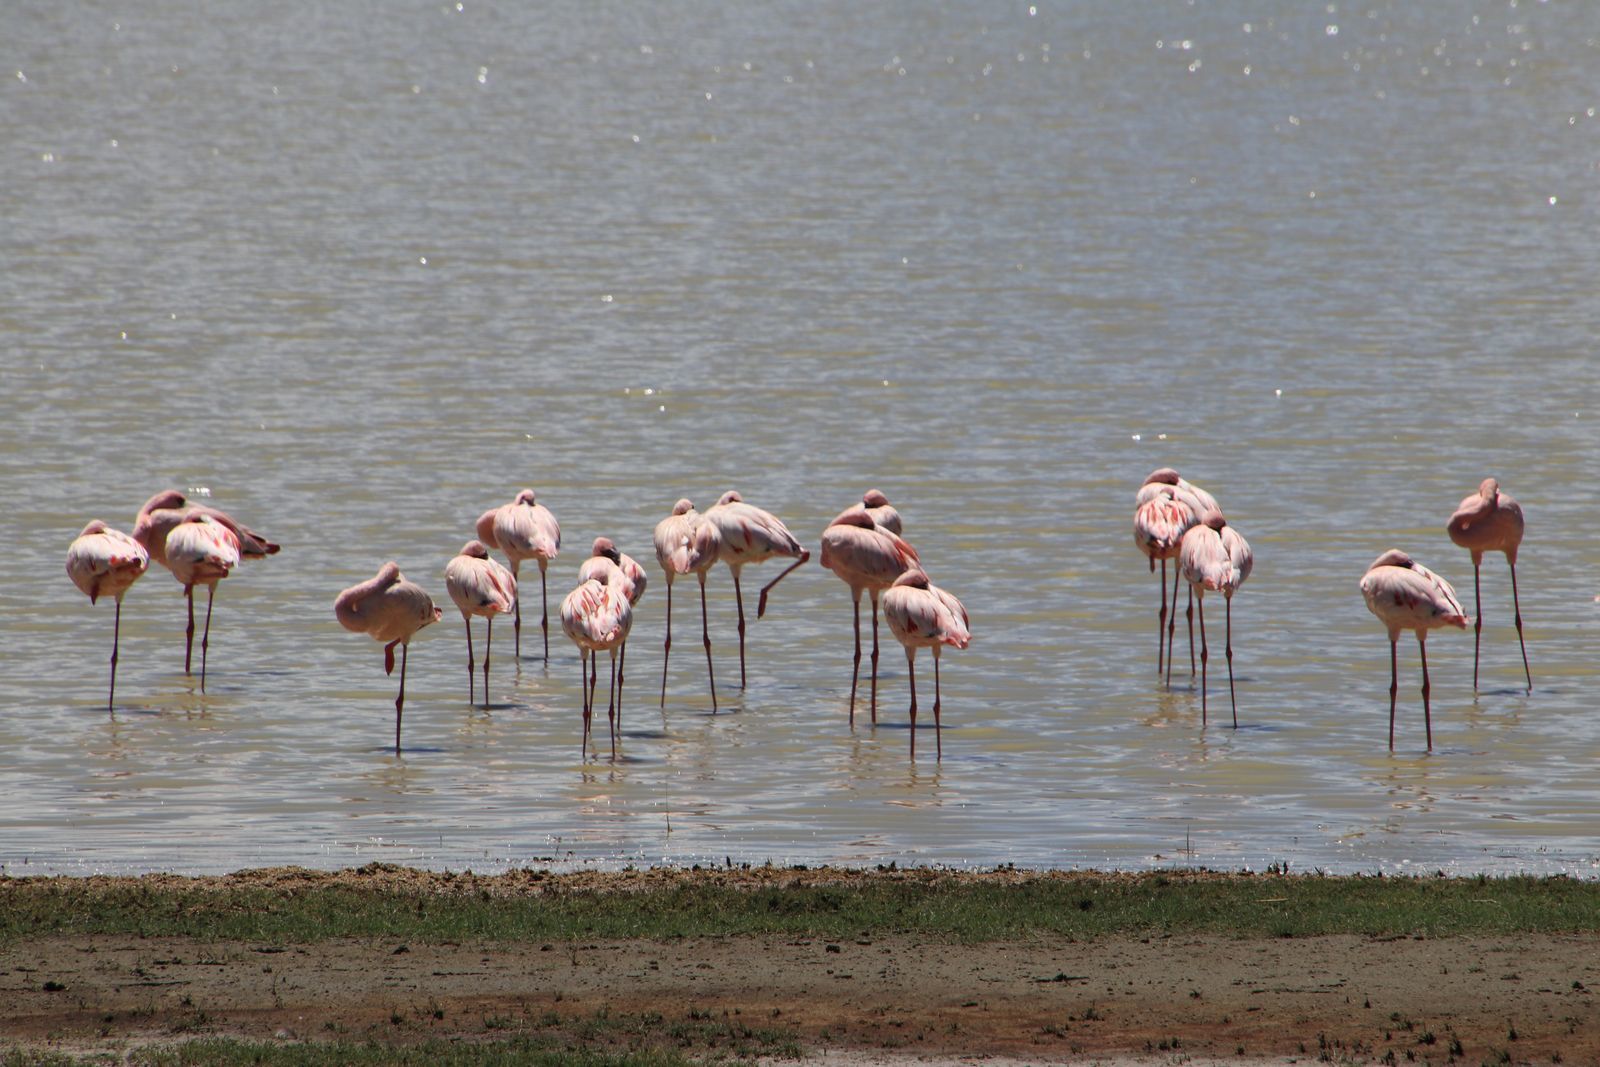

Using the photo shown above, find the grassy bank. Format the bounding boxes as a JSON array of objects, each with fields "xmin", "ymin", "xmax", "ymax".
[{"xmin": 2, "ymin": 865, "xmax": 1597, "ymax": 944}]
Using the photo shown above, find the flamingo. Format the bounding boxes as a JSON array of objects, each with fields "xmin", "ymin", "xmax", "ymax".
[
  {"xmin": 1178, "ymin": 511, "xmax": 1253, "ymax": 727},
  {"xmin": 1133, "ymin": 472, "xmax": 1202, "ymax": 682},
  {"xmin": 653, "ymin": 499, "xmax": 723, "ymax": 711},
  {"xmin": 444, "ymin": 540, "xmax": 517, "ymax": 709},
  {"xmin": 578, "ymin": 537, "xmax": 647, "ymax": 729},
  {"xmin": 882, "ymin": 569, "xmax": 970, "ymax": 760},
  {"xmin": 819, "ymin": 504, "xmax": 920, "ymax": 724},
  {"xmin": 704, "ymin": 490, "xmax": 810, "ymax": 688},
  {"xmin": 861, "ymin": 488, "xmax": 904, "ymax": 536},
  {"xmin": 476, "ymin": 489, "xmax": 560, "ymax": 664},
  {"xmin": 1446, "ymin": 477, "xmax": 1530, "ymax": 692},
  {"xmin": 133, "ymin": 490, "xmax": 279, "ymax": 681},
  {"xmin": 66, "ymin": 521, "xmax": 150, "ymax": 710},
  {"xmin": 1360, "ymin": 549, "xmax": 1468, "ymax": 750},
  {"xmin": 560, "ymin": 566, "xmax": 633, "ymax": 758},
  {"xmin": 159, "ymin": 514, "xmax": 242, "ymax": 691},
  {"xmin": 333, "ymin": 563, "xmax": 443, "ymax": 754}
]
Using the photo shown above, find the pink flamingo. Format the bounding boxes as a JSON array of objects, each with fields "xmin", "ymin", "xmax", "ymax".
[
  {"xmin": 476, "ymin": 489, "xmax": 560, "ymax": 663},
  {"xmin": 1446, "ymin": 477, "xmax": 1530, "ymax": 692},
  {"xmin": 334, "ymin": 563, "xmax": 443, "ymax": 754},
  {"xmin": 561, "ymin": 566, "xmax": 633, "ymax": 758},
  {"xmin": 820, "ymin": 503, "xmax": 920, "ymax": 724},
  {"xmin": 653, "ymin": 499, "xmax": 723, "ymax": 711},
  {"xmin": 861, "ymin": 488, "xmax": 904, "ymax": 536},
  {"xmin": 704, "ymin": 490, "xmax": 810, "ymax": 688},
  {"xmin": 159, "ymin": 514, "xmax": 242, "ymax": 691},
  {"xmin": 1133, "ymin": 472, "xmax": 1201, "ymax": 681},
  {"xmin": 579, "ymin": 537, "xmax": 647, "ymax": 728},
  {"xmin": 444, "ymin": 540, "xmax": 517, "ymax": 709},
  {"xmin": 1178, "ymin": 511, "xmax": 1253, "ymax": 727},
  {"xmin": 133, "ymin": 490, "xmax": 279, "ymax": 681},
  {"xmin": 66, "ymin": 521, "xmax": 150, "ymax": 710},
  {"xmin": 1360, "ymin": 549, "xmax": 1468, "ymax": 750},
  {"xmin": 882, "ymin": 569, "xmax": 971, "ymax": 760}
]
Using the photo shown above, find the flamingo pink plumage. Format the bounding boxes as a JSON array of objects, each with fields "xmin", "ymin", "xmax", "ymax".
[
  {"xmin": 579, "ymin": 537, "xmax": 647, "ymax": 729},
  {"xmin": 882, "ymin": 569, "xmax": 970, "ymax": 760},
  {"xmin": 1178, "ymin": 511, "xmax": 1253, "ymax": 727},
  {"xmin": 1446, "ymin": 477, "xmax": 1530, "ymax": 692},
  {"xmin": 820, "ymin": 503, "xmax": 920, "ymax": 725},
  {"xmin": 334, "ymin": 563, "xmax": 443, "ymax": 754},
  {"xmin": 476, "ymin": 489, "xmax": 560, "ymax": 664},
  {"xmin": 66, "ymin": 520, "xmax": 150, "ymax": 710},
  {"xmin": 159, "ymin": 514, "xmax": 242, "ymax": 692},
  {"xmin": 1133, "ymin": 471, "xmax": 1202, "ymax": 682},
  {"xmin": 653, "ymin": 499, "xmax": 723, "ymax": 712},
  {"xmin": 561, "ymin": 566, "xmax": 633, "ymax": 758},
  {"xmin": 704, "ymin": 490, "xmax": 810, "ymax": 688},
  {"xmin": 133, "ymin": 490, "xmax": 279, "ymax": 686},
  {"xmin": 860, "ymin": 488, "xmax": 904, "ymax": 536},
  {"xmin": 444, "ymin": 540, "xmax": 517, "ymax": 709},
  {"xmin": 1360, "ymin": 549, "xmax": 1468, "ymax": 750}
]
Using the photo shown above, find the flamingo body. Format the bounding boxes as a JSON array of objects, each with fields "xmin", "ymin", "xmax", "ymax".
[
  {"xmin": 654, "ymin": 499, "xmax": 723, "ymax": 710},
  {"xmin": 1446, "ymin": 477, "xmax": 1530, "ymax": 690},
  {"xmin": 1360, "ymin": 549, "xmax": 1468, "ymax": 749},
  {"xmin": 66, "ymin": 520, "xmax": 150, "ymax": 710},
  {"xmin": 1179, "ymin": 512, "xmax": 1253, "ymax": 726},
  {"xmin": 334, "ymin": 562, "xmax": 443, "ymax": 753},
  {"xmin": 477, "ymin": 489, "xmax": 560, "ymax": 662},
  {"xmin": 445, "ymin": 540, "xmax": 517, "ymax": 707},
  {"xmin": 882, "ymin": 569, "xmax": 970, "ymax": 759},
  {"xmin": 561, "ymin": 569, "xmax": 634, "ymax": 757}
]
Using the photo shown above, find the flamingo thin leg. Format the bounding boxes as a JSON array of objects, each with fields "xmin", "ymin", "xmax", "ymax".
[
  {"xmin": 733, "ymin": 572, "xmax": 747, "ymax": 689},
  {"xmin": 933, "ymin": 650, "xmax": 943, "ymax": 762},
  {"xmin": 109, "ymin": 599, "xmax": 122, "ymax": 713},
  {"xmin": 660, "ymin": 581, "xmax": 673, "ymax": 708},
  {"xmin": 1471, "ymin": 562, "xmax": 1482, "ymax": 691},
  {"xmin": 699, "ymin": 574, "xmax": 718, "ymax": 713},
  {"xmin": 905, "ymin": 647, "xmax": 917, "ymax": 760},
  {"xmin": 1186, "ymin": 585, "xmax": 1196, "ymax": 677},
  {"xmin": 482, "ymin": 619, "xmax": 492, "ymax": 710},
  {"xmin": 1165, "ymin": 565, "xmax": 1181, "ymax": 688},
  {"xmin": 1197, "ymin": 593, "xmax": 1208, "ymax": 727},
  {"xmin": 1157, "ymin": 558, "xmax": 1168, "ymax": 676},
  {"xmin": 869, "ymin": 590, "xmax": 881, "ymax": 725},
  {"xmin": 1225, "ymin": 597, "xmax": 1238, "ymax": 729},
  {"xmin": 1419, "ymin": 636, "xmax": 1433, "ymax": 751},
  {"xmin": 394, "ymin": 642, "xmax": 407, "ymax": 756},
  {"xmin": 617, "ymin": 642, "xmax": 625, "ymax": 735},
  {"xmin": 608, "ymin": 651, "xmax": 618, "ymax": 758},
  {"xmin": 464, "ymin": 618, "xmax": 475, "ymax": 704},
  {"xmin": 540, "ymin": 564, "xmax": 550, "ymax": 665},
  {"xmin": 199, "ymin": 584, "xmax": 215, "ymax": 693},
  {"xmin": 1509, "ymin": 561, "xmax": 1531, "ymax": 692},
  {"xmin": 1387, "ymin": 638, "xmax": 1398, "ymax": 750},
  {"xmin": 184, "ymin": 586, "xmax": 195, "ymax": 675},
  {"xmin": 848, "ymin": 593, "xmax": 862, "ymax": 726},
  {"xmin": 579, "ymin": 653, "xmax": 590, "ymax": 756},
  {"xmin": 513, "ymin": 561, "xmax": 523, "ymax": 660},
  {"xmin": 756, "ymin": 551, "xmax": 809, "ymax": 618}
]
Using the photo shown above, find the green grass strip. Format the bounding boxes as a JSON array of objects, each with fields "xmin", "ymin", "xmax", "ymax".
[{"xmin": 1, "ymin": 868, "xmax": 1597, "ymax": 945}]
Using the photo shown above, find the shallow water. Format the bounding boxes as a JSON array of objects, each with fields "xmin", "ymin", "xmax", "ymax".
[{"xmin": 3, "ymin": 2, "xmax": 1598, "ymax": 877}]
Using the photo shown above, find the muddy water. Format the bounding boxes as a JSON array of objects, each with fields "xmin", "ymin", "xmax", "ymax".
[{"xmin": 3, "ymin": 2, "xmax": 1598, "ymax": 876}]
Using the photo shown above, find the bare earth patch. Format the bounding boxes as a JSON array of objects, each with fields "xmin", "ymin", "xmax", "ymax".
[{"xmin": 4, "ymin": 929, "xmax": 1597, "ymax": 1063}]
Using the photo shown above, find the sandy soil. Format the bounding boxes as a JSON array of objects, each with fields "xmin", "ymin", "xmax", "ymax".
[{"xmin": 4, "ymin": 928, "xmax": 1597, "ymax": 1063}]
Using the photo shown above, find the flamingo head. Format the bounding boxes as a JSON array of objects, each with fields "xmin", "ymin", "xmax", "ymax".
[
  {"xmin": 1369, "ymin": 548, "xmax": 1415, "ymax": 571},
  {"xmin": 591, "ymin": 536, "xmax": 621, "ymax": 563},
  {"xmin": 1143, "ymin": 468, "xmax": 1181, "ymax": 487},
  {"xmin": 716, "ymin": 490, "xmax": 744, "ymax": 506},
  {"xmin": 1201, "ymin": 509, "xmax": 1227, "ymax": 532},
  {"xmin": 514, "ymin": 488, "xmax": 538, "ymax": 506},
  {"xmin": 671, "ymin": 498, "xmax": 695, "ymax": 516},
  {"xmin": 459, "ymin": 540, "xmax": 491, "ymax": 560},
  {"xmin": 863, "ymin": 488, "xmax": 891, "ymax": 508},
  {"xmin": 141, "ymin": 489, "xmax": 187, "ymax": 515},
  {"xmin": 829, "ymin": 505, "xmax": 876, "ymax": 531},
  {"xmin": 78, "ymin": 519, "xmax": 111, "ymax": 537},
  {"xmin": 1478, "ymin": 477, "xmax": 1500, "ymax": 502},
  {"xmin": 891, "ymin": 568, "xmax": 932, "ymax": 590}
]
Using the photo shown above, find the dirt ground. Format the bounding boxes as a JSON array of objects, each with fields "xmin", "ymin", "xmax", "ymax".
[{"xmin": 4, "ymin": 928, "xmax": 1597, "ymax": 1064}]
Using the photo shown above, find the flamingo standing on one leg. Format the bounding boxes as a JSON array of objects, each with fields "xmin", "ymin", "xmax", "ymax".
[
  {"xmin": 66, "ymin": 521, "xmax": 150, "ymax": 710},
  {"xmin": 820, "ymin": 504, "xmax": 920, "ymax": 725},
  {"xmin": 579, "ymin": 537, "xmax": 646, "ymax": 730},
  {"xmin": 444, "ymin": 540, "xmax": 517, "ymax": 709},
  {"xmin": 1360, "ymin": 549, "xmax": 1468, "ymax": 750},
  {"xmin": 334, "ymin": 563, "xmax": 443, "ymax": 754},
  {"xmin": 704, "ymin": 490, "xmax": 810, "ymax": 688},
  {"xmin": 159, "ymin": 514, "xmax": 242, "ymax": 692},
  {"xmin": 133, "ymin": 490, "xmax": 279, "ymax": 680},
  {"xmin": 1178, "ymin": 511, "xmax": 1253, "ymax": 728},
  {"xmin": 476, "ymin": 489, "xmax": 560, "ymax": 664},
  {"xmin": 654, "ymin": 499, "xmax": 723, "ymax": 712},
  {"xmin": 1134, "ymin": 473, "xmax": 1201, "ymax": 682},
  {"xmin": 561, "ymin": 567, "xmax": 633, "ymax": 758},
  {"xmin": 1446, "ymin": 477, "xmax": 1530, "ymax": 692},
  {"xmin": 882, "ymin": 569, "xmax": 970, "ymax": 760}
]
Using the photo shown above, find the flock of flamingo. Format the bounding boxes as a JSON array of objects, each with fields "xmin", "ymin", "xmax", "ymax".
[
  {"xmin": 1135, "ymin": 467, "xmax": 1531, "ymax": 750},
  {"xmin": 64, "ymin": 488, "xmax": 969, "ymax": 759},
  {"xmin": 64, "ymin": 471, "xmax": 1528, "ymax": 760}
]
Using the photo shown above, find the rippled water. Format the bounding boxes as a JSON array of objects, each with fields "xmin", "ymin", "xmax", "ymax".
[{"xmin": 3, "ymin": 2, "xmax": 1598, "ymax": 877}]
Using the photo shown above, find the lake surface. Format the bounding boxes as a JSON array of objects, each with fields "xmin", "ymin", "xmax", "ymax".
[{"xmin": 3, "ymin": 1, "xmax": 1598, "ymax": 878}]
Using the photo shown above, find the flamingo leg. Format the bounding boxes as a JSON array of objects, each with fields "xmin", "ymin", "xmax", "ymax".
[
  {"xmin": 1471, "ymin": 561, "xmax": 1482, "ymax": 691},
  {"xmin": 848, "ymin": 591, "xmax": 862, "ymax": 726},
  {"xmin": 184, "ymin": 586, "xmax": 195, "ymax": 675},
  {"xmin": 512, "ymin": 560, "xmax": 523, "ymax": 660},
  {"xmin": 660, "ymin": 580, "xmax": 673, "ymax": 708},
  {"xmin": 1156, "ymin": 558, "xmax": 1168, "ymax": 676},
  {"xmin": 579, "ymin": 652, "xmax": 590, "ymax": 756},
  {"xmin": 617, "ymin": 642, "xmax": 625, "ymax": 735},
  {"xmin": 905, "ymin": 646, "xmax": 917, "ymax": 761},
  {"xmin": 733, "ymin": 570, "xmax": 747, "ymax": 689},
  {"xmin": 540, "ymin": 562, "xmax": 550, "ymax": 665},
  {"xmin": 1509, "ymin": 560, "xmax": 1531, "ymax": 692},
  {"xmin": 869, "ymin": 589, "xmax": 881, "ymax": 725},
  {"xmin": 1387, "ymin": 637, "xmax": 1398, "ymax": 750},
  {"xmin": 588, "ymin": 655, "xmax": 599, "ymax": 752},
  {"xmin": 756, "ymin": 551, "xmax": 810, "ymax": 618},
  {"xmin": 608, "ymin": 650, "xmax": 618, "ymax": 758},
  {"xmin": 1419, "ymin": 636, "xmax": 1433, "ymax": 751},
  {"xmin": 1225, "ymin": 596, "xmax": 1238, "ymax": 729},
  {"xmin": 1186, "ymin": 585, "xmax": 1196, "ymax": 678},
  {"xmin": 699, "ymin": 573, "xmax": 718, "ymax": 713},
  {"xmin": 464, "ymin": 618, "xmax": 476, "ymax": 705},
  {"xmin": 394, "ymin": 642, "xmax": 407, "ymax": 757},
  {"xmin": 1165, "ymin": 566, "xmax": 1181, "ymax": 688},
  {"xmin": 933, "ymin": 648, "xmax": 943, "ymax": 762},
  {"xmin": 199, "ymin": 584, "xmax": 215, "ymax": 693},
  {"xmin": 1197, "ymin": 592, "xmax": 1208, "ymax": 727},
  {"xmin": 109, "ymin": 598, "xmax": 122, "ymax": 713},
  {"xmin": 482, "ymin": 618, "xmax": 492, "ymax": 710}
]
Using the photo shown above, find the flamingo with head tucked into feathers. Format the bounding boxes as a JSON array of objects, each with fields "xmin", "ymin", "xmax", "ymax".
[
  {"xmin": 445, "ymin": 540, "xmax": 517, "ymax": 709},
  {"xmin": 1179, "ymin": 510, "xmax": 1253, "ymax": 727},
  {"xmin": 654, "ymin": 499, "xmax": 723, "ymax": 711},
  {"xmin": 476, "ymin": 489, "xmax": 560, "ymax": 664},
  {"xmin": 561, "ymin": 565, "xmax": 633, "ymax": 758},
  {"xmin": 1360, "ymin": 549, "xmax": 1468, "ymax": 750},
  {"xmin": 579, "ymin": 537, "xmax": 646, "ymax": 729},
  {"xmin": 334, "ymin": 563, "xmax": 442, "ymax": 754},
  {"xmin": 704, "ymin": 490, "xmax": 810, "ymax": 689},
  {"xmin": 1446, "ymin": 477, "xmax": 1530, "ymax": 692},
  {"xmin": 66, "ymin": 521, "xmax": 149, "ymax": 710},
  {"xmin": 820, "ymin": 502, "xmax": 920, "ymax": 725},
  {"xmin": 882, "ymin": 569, "xmax": 970, "ymax": 760},
  {"xmin": 1133, "ymin": 470, "xmax": 1205, "ymax": 682}
]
